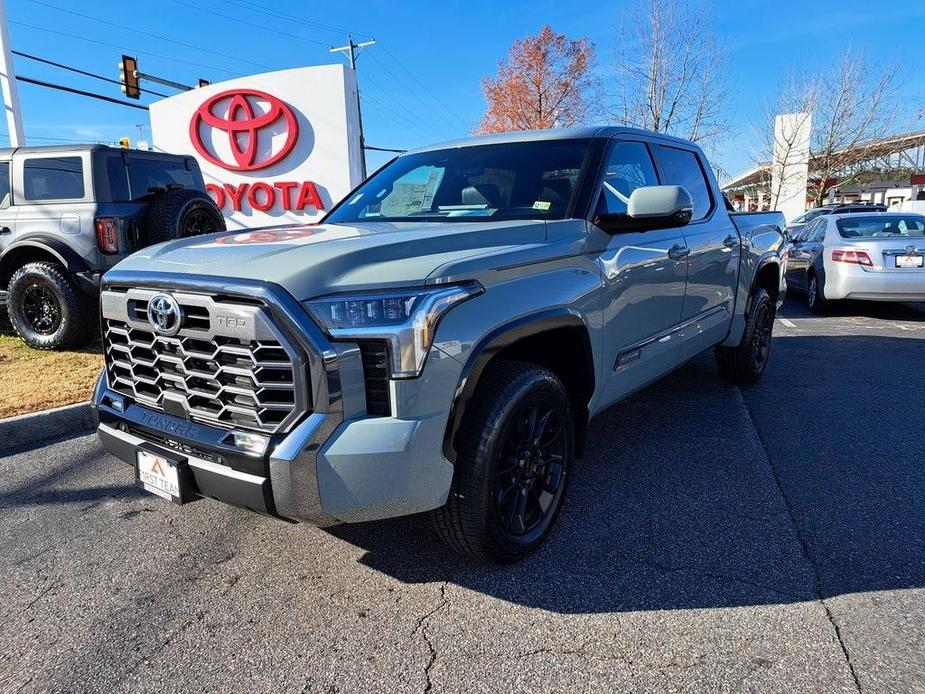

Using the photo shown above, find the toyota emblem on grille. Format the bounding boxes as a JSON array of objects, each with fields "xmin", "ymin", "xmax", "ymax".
[{"xmin": 147, "ymin": 294, "xmax": 183, "ymax": 336}]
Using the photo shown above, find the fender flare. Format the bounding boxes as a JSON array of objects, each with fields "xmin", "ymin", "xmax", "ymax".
[
  {"xmin": 747, "ymin": 255, "xmax": 783, "ymax": 310},
  {"xmin": 0, "ymin": 234, "xmax": 92, "ymax": 281},
  {"xmin": 441, "ymin": 308, "xmax": 593, "ymax": 464}
]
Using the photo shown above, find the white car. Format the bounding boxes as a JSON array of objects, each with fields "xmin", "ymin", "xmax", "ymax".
[{"xmin": 785, "ymin": 212, "xmax": 925, "ymax": 312}]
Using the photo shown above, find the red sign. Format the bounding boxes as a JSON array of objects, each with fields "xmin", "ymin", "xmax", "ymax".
[{"xmin": 189, "ymin": 89, "xmax": 299, "ymax": 172}]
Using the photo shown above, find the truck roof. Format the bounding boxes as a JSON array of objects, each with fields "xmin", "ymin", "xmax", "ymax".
[
  {"xmin": 0, "ymin": 144, "xmax": 186, "ymax": 157},
  {"xmin": 404, "ymin": 126, "xmax": 700, "ymax": 155}
]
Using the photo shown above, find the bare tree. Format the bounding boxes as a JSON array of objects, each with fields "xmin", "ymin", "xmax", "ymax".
[
  {"xmin": 613, "ymin": 0, "xmax": 730, "ymax": 149},
  {"xmin": 806, "ymin": 50, "xmax": 902, "ymax": 205},
  {"xmin": 754, "ymin": 50, "xmax": 907, "ymax": 206}
]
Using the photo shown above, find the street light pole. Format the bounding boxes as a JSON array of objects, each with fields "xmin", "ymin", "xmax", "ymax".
[
  {"xmin": 0, "ymin": 0, "xmax": 25, "ymax": 146},
  {"xmin": 330, "ymin": 34, "xmax": 375, "ymax": 179}
]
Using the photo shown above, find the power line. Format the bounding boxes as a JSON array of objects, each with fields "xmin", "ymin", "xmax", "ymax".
[
  {"xmin": 168, "ymin": 0, "xmax": 331, "ymax": 47},
  {"xmin": 359, "ymin": 89, "xmax": 442, "ymax": 142},
  {"xmin": 10, "ymin": 20, "xmax": 238, "ymax": 76},
  {"xmin": 363, "ymin": 145, "xmax": 406, "ymax": 153},
  {"xmin": 12, "ymin": 50, "xmax": 170, "ymax": 98},
  {"xmin": 26, "ymin": 0, "xmax": 275, "ymax": 71},
  {"xmin": 379, "ymin": 44, "xmax": 470, "ymax": 128},
  {"xmin": 211, "ymin": 0, "xmax": 373, "ymax": 39},
  {"xmin": 16, "ymin": 75, "xmax": 150, "ymax": 111},
  {"xmin": 367, "ymin": 51, "xmax": 461, "ymax": 132}
]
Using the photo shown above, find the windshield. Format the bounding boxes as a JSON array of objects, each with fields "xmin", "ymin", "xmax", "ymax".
[
  {"xmin": 836, "ymin": 215, "xmax": 925, "ymax": 238},
  {"xmin": 326, "ymin": 140, "xmax": 592, "ymax": 224},
  {"xmin": 792, "ymin": 208, "xmax": 829, "ymax": 224}
]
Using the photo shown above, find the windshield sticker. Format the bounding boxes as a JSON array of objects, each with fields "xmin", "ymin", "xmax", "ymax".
[{"xmin": 533, "ymin": 201, "xmax": 552, "ymax": 211}]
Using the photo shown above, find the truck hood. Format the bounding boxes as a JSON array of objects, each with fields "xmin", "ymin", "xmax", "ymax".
[{"xmin": 113, "ymin": 220, "xmax": 547, "ymax": 300}]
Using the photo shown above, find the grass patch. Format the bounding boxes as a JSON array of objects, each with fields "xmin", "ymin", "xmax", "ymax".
[{"xmin": 0, "ymin": 319, "xmax": 103, "ymax": 419}]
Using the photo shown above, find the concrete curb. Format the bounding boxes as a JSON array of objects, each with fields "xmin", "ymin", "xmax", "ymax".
[{"xmin": 0, "ymin": 402, "xmax": 95, "ymax": 455}]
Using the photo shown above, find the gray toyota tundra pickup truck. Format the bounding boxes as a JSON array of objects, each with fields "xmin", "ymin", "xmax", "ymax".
[{"xmin": 92, "ymin": 127, "xmax": 786, "ymax": 563}]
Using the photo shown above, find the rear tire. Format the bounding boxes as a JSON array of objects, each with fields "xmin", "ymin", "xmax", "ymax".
[
  {"xmin": 431, "ymin": 361, "xmax": 573, "ymax": 564},
  {"xmin": 807, "ymin": 272, "xmax": 829, "ymax": 314},
  {"xmin": 145, "ymin": 189, "xmax": 226, "ymax": 246},
  {"xmin": 715, "ymin": 287, "xmax": 775, "ymax": 385},
  {"xmin": 6, "ymin": 262, "xmax": 95, "ymax": 350}
]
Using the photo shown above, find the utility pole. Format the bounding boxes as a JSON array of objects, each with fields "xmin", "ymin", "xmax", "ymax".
[
  {"xmin": 330, "ymin": 34, "xmax": 375, "ymax": 178},
  {"xmin": 0, "ymin": 0, "xmax": 25, "ymax": 146}
]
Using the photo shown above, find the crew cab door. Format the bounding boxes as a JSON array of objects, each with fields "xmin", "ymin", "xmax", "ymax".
[
  {"xmin": 590, "ymin": 138, "xmax": 689, "ymax": 407},
  {"xmin": 654, "ymin": 145, "xmax": 738, "ymax": 339}
]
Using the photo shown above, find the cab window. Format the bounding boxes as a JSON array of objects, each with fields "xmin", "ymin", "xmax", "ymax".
[
  {"xmin": 656, "ymin": 146, "xmax": 714, "ymax": 221},
  {"xmin": 23, "ymin": 157, "xmax": 85, "ymax": 201},
  {"xmin": 595, "ymin": 141, "xmax": 659, "ymax": 216},
  {"xmin": 0, "ymin": 162, "xmax": 10, "ymax": 207}
]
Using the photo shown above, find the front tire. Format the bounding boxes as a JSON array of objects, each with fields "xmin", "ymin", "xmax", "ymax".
[
  {"xmin": 432, "ymin": 361, "xmax": 573, "ymax": 564},
  {"xmin": 715, "ymin": 287, "xmax": 775, "ymax": 385},
  {"xmin": 6, "ymin": 262, "xmax": 95, "ymax": 350}
]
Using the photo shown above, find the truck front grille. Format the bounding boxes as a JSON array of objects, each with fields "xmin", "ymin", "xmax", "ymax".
[{"xmin": 101, "ymin": 288, "xmax": 306, "ymax": 434}]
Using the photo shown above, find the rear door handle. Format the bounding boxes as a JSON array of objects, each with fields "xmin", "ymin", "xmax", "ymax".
[
  {"xmin": 668, "ymin": 243, "xmax": 690, "ymax": 261},
  {"xmin": 0, "ymin": 227, "xmax": 10, "ymax": 235},
  {"xmin": 723, "ymin": 234, "xmax": 738, "ymax": 249}
]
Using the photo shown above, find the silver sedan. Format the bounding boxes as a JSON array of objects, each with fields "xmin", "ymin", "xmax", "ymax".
[{"xmin": 785, "ymin": 212, "xmax": 925, "ymax": 312}]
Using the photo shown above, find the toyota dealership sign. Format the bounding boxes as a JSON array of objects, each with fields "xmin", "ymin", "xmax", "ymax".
[{"xmin": 150, "ymin": 65, "xmax": 364, "ymax": 229}]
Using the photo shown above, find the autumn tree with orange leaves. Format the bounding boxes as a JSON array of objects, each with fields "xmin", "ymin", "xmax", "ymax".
[{"xmin": 476, "ymin": 25, "xmax": 596, "ymax": 134}]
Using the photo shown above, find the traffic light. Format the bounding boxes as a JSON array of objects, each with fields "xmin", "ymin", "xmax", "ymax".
[
  {"xmin": 119, "ymin": 137, "xmax": 130, "ymax": 149},
  {"xmin": 119, "ymin": 55, "xmax": 140, "ymax": 99}
]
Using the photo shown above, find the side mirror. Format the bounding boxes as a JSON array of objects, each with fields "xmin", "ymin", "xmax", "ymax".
[{"xmin": 594, "ymin": 185, "xmax": 694, "ymax": 234}]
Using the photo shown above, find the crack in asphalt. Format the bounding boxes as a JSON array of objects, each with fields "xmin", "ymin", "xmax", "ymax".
[
  {"xmin": 413, "ymin": 581, "xmax": 448, "ymax": 694},
  {"xmin": 737, "ymin": 389, "xmax": 864, "ymax": 694}
]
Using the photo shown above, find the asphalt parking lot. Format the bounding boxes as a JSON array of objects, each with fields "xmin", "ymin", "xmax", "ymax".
[{"xmin": 1, "ymin": 296, "xmax": 923, "ymax": 694}]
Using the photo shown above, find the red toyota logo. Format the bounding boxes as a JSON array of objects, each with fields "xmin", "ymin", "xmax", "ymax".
[{"xmin": 189, "ymin": 89, "xmax": 299, "ymax": 172}]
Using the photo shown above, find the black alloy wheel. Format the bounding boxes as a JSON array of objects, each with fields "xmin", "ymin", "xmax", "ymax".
[
  {"xmin": 21, "ymin": 282, "xmax": 62, "ymax": 335},
  {"xmin": 494, "ymin": 401, "xmax": 567, "ymax": 536},
  {"xmin": 749, "ymin": 300, "xmax": 773, "ymax": 371}
]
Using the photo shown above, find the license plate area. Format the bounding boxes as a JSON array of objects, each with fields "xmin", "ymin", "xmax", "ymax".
[
  {"xmin": 136, "ymin": 448, "xmax": 193, "ymax": 504},
  {"xmin": 895, "ymin": 254, "xmax": 924, "ymax": 268}
]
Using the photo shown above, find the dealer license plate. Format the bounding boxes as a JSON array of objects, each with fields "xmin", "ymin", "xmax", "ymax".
[
  {"xmin": 895, "ymin": 255, "xmax": 923, "ymax": 268},
  {"xmin": 136, "ymin": 450, "xmax": 182, "ymax": 502}
]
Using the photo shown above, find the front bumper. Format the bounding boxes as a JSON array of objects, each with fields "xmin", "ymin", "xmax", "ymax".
[{"xmin": 92, "ymin": 271, "xmax": 461, "ymax": 525}]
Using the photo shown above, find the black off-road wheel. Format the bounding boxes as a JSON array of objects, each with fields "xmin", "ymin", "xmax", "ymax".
[
  {"xmin": 715, "ymin": 287, "xmax": 775, "ymax": 385},
  {"xmin": 145, "ymin": 188, "xmax": 226, "ymax": 246},
  {"xmin": 6, "ymin": 262, "xmax": 95, "ymax": 350},
  {"xmin": 432, "ymin": 361, "xmax": 574, "ymax": 564}
]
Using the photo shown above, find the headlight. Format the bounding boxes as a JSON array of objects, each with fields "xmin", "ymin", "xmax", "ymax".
[{"xmin": 304, "ymin": 282, "xmax": 483, "ymax": 378}]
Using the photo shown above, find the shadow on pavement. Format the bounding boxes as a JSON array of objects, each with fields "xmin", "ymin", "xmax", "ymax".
[{"xmin": 330, "ymin": 333, "xmax": 924, "ymax": 614}]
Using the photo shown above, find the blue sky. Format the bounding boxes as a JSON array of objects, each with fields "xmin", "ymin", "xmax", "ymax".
[{"xmin": 3, "ymin": 0, "xmax": 924, "ymax": 178}]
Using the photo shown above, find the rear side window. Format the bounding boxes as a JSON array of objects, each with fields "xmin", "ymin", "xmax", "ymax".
[
  {"xmin": 23, "ymin": 157, "xmax": 85, "ymax": 201},
  {"xmin": 0, "ymin": 162, "xmax": 10, "ymax": 206},
  {"xmin": 105, "ymin": 156, "xmax": 131, "ymax": 201},
  {"xmin": 657, "ymin": 146, "xmax": 713, "ymax": 221},
  {"xmin": 596, "ymin": 141, "xmax": 659, "ymax": 215},
  {"xmin": 808, "ymin": 220, "xmax": 827, "ymax": 242},
  {"xmin": 125, "ymin": 156, "xmax": 196, "ymax": 200}
]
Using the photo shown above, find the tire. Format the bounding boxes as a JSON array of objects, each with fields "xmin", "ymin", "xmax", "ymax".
[
  {"xmin": 6, "ymin": 262, "xmax": 95, "ymax": 350},
  {"xmin": 144, "ymin": 189, "xmax": 226, "ymax": 246},
  {"xmin": 431, "ymin": 360, "xmax": 574, "ymax": 564},
  {"xmin": 715, "ymin": 287, "xmax": 775, "ymax": 385},
  {"xmin": 806, "ymin": 272, "xmax": 829, "ymax": 314}
]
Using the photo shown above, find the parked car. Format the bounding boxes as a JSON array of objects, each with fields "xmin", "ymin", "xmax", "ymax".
[
  {"xmin": 0, "ymin": 144, "xmax": 225, "ymax": 349},
  {"xmin": 92, "ymin": 127, "xmax": 787, "ymax": 563},
  {"xmin": 786, "ymin": 202, "xmax": 887, "ymax": 238},
  {"xmin": 785, "ymin": 212, "xmax": 925, "ymax": 312}
]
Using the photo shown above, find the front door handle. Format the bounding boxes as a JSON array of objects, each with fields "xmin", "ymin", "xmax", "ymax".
[
  {"xmin": 723, "ymin": 234, "xmax": 738, "ymax": 249},
  {"xmin": 668, "ymin": 243, "xmax": 690, "ymax": 261}
]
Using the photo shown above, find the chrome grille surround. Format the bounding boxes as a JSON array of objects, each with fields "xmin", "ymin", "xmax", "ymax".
[{"xmin": 101, "ymin": 288, "xmax": 307, "ymax": 434}]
